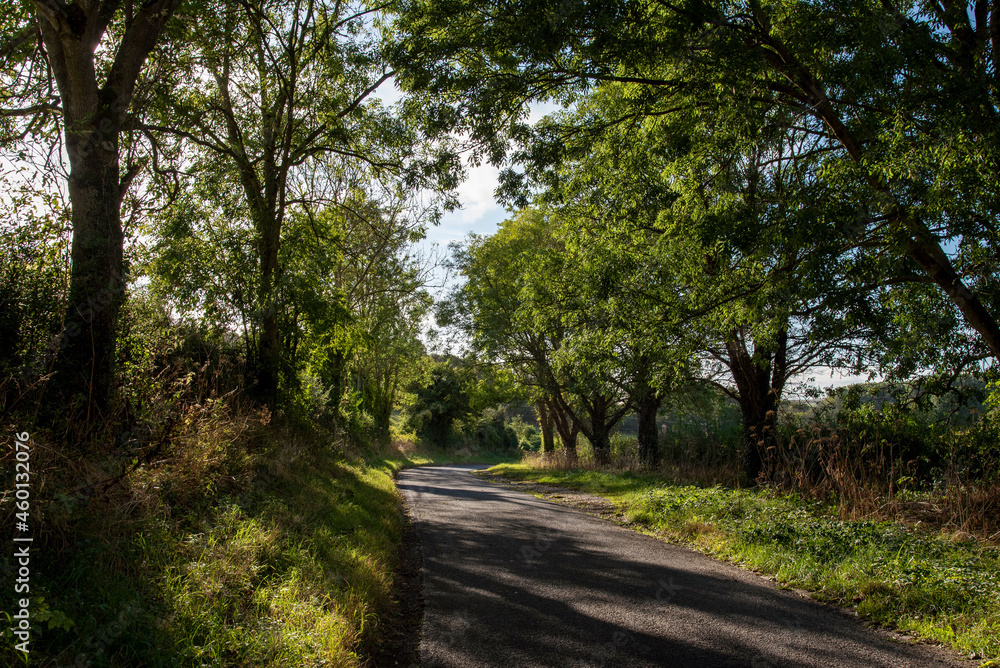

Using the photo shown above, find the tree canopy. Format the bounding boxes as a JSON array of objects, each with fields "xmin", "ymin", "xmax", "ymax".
[{"xmin": 390, "ymin": 0, "xmax": 1000, "ymax": 363}]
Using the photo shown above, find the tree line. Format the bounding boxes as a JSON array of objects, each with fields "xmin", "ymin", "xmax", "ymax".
[
  {"xmin": 2, "ymin": 0, "xmax": 998, "ymax": 477},
  {"xmin": 2, "ymin": 0, "xmax": 459, "ymax": 446},
  {"xmin": 413, "ymin": 0, "xmax": 1000, "ymax": 478}
]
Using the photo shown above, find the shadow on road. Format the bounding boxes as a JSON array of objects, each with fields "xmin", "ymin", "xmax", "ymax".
[{"xmin": 398, "ymin": 465, "xmax": 963, "ymax": 668}]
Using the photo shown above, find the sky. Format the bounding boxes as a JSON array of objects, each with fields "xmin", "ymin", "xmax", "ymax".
[
  {"xmin": 424, "ymin": 161, "xmax": 507, "ymax": 251},
  {"xmin": 415, "ymin": 102, "xmax": 562, "ymax": 261},
  {"xmin": 373, "ymin": 77, "xmax": 562, "ymax": 253}
]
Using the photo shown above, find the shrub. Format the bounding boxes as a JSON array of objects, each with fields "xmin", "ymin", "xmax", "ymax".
[{"xmin": 404, "ymin": 361, "xmax": 470, "ymax": 446}]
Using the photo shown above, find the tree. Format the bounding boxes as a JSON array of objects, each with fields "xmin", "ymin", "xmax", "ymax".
[
  {"xmin": 444, "ymin": 206, "xmax": 662, "ymax": 465},
  {"xmin": 529, "ymin": 78, "xmax": 902, "ymax": 479},
  {"xmin": 2, "ymin": 0, "xmax": 181, "ymax": 424},
  {"xmin": 439, "ymin": 210, "xmax": 586, "ymax": 459},
  {"xmin": 147, "ymin": 172, "xmax": 436, "ymax": 436},
  {"xmin": 307, "ymin": 197, "xmax": 434, "ymax": 440},
  {"xmin": 527, "ymin": 253, "xmax": 639, "ymax": 467},
  {"xmin": 389, "ymin": 0, "xmax": 1000, "ymax": 364},
  {"xmin": 405, "ymin": 357, "xmax": 470, "ymax": 446},
  {"xmin": 144, "ymin": 0, "xmax": 457, "ymax": 406}
]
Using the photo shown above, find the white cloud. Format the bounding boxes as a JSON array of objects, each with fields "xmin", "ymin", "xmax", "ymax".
[
  {"xmin": 455, "ymin": 162, "xmax": 502, "ymax": 224},
  {"xmin": 527, "ymin": 101, "xmax": 562, "ymax": 123}
]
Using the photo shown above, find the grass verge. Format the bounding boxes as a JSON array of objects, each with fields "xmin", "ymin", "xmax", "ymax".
[
  {"xmin": 1, "ymin": 412, "xmax": 525, "ymax": 668},
  {"xmin": 1, "ymin": 422, "xmax": 440, "ymax": 667},
  {"xmin": 485, "ymin": 463, "xmax": 1000, "ymax": 666}
]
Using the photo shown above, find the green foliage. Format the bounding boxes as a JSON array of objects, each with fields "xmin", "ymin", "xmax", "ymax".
[
  {"xmin": 402, "ymin": 356, "xmax": 538, "ymax": 452},
  {"xmin": 506, "ymin": 415, "xmax": 543, "ymax": 452},
  {"xmin": 6, "ymin": 0, "xmax": 1000, "ymax": 662},
  {"xmin": 658, "ymin": 387, "xmax": 744, "ymax": 467},
  {"xmin": 465, "ymin": 409, "xmax": 520, "ymax": 452},
  {"xmin": 608, "ymin": 433, "xmax": 637, "ymax": 461},
  {"xmin": 812, "ymin": 381, "xmax": 1000, "ymax": 486},
  {"xmin": 144, "ymin": 182, "xmax": 433, "ymax": 434},
  {"xmin": 392, "ymin": 0, "xmax": 1000, "ymax": 366},
  {"xmin": 443, "ymin": 205, "xmax": 663, "ymax": 463},
  {"xmin": 404, "ymin": 358, "xmax": 471, "ymax": 446},
  {"xmin": 0, "ymin": 175, "xmax": 69, "ymax": 401}
]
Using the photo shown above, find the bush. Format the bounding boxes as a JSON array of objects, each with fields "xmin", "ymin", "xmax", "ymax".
[
  {"xmin": 658, "ymin": 402, "xmax": 743, "ymax": 471},
  {"xmin": 760, "ymin": 380, "xmax": 1000, "ymax": 538},
  {"xmin": 0, "ymin": 199, "xmax": 69, "ymax": 411},
  {"xmin": 455, "ymin": 406, "xmax": 516, "ymax": 451},
  {"xmin": 404, "ymin": 361, "xmax": 470, "ymax": 446},
  {"xmin": 503, "ymin": 415, "xmax": 541, "ymax": 451},
  {"xmin": 610, "ymin": 433, "xmax": 638, "ymax": 464}
]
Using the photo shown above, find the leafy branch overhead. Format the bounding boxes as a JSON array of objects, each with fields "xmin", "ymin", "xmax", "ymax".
[{"xmin": 391, "ymin": 0, "xmax": 1000, "ymax": 361}]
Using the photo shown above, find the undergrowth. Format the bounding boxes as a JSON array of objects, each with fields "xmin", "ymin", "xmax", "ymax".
[
  {"xmin": 0, "ymin": 415, "xmax": 431, "ymax": 668},
  {"xmin": 486, "ymin": 463, "xmax": 1000, "ymax": 666}
]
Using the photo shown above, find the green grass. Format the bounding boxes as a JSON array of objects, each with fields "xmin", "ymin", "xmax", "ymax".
[
  {"xmin": 486, "ymin": 463, "xmax": 1000, "ymax": 666},
  {"xmin": 0, "ymin": 426, "xmax": 437, "ymax": 668},
  {"xmin": 403, "ymin": 447, "xmax": 524, "ymax": 466}
]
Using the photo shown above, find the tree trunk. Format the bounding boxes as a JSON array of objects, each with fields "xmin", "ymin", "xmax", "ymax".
[
  {"xmin": 550, "ymin": 400, "xmax": 579, "ymax": 462},
  {"xmin": 583, "ymin": 393, "xmax": 619, "ymax": 468},
  {"xmin": 563, "ymin": 428, "xmax": 579, "ymax": 462},
  {"xmin": 636, "ymin": 388, "xmax": 662, "ymax": 469},
  {"xmin": 536, "ymin": 399, "xmax": 555, "ymax": 455},
  {"xmin": 325, "ymin": 350, "xmax": 347, "ymax": 410},
  {"xmin": 591, "ymin": 425, "xmax": 612, "ymax": 467},
  {"xmin": 255, "ymin": 207, "xmax": 282, "ymax": 406},
  {"xmin": 725, "ymin": 327, "xmax": 788, "ymax": 483},
  {"xmin": 205, "ymin": 6, "xmax": 288, "ymax": 409},
  {"xmin": 57, "ymin": 140, "xmax": 125, "ymax": 421},
  {"xmin": 736, "ymin": 389, "xmax": 779, "ymax": 484}
]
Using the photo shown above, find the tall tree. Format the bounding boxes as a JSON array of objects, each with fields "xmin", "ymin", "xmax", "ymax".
[
  {"xmin": 444, "ymin": 206, "xmax": 647, "ymax": 465},
  {"xmin": 439, "ymin": 211, "xmax": 584, "ymax": 458},
  {"xmin": 146, "ymin": 167, "xmax": 436, "ymax": 433},
  {"xmin": 2, "ymin": 0, "xmax": 181, "ymax": 425},
  {"xmin": 532, "ymin": 79, "xmax": 885, "ymax": 480},
  {"xmin": 309, "ymin": 196, "xmax": 434, "ymax": 438},
  {"xmin": 146, "ymin": 0, "xmax": 456, "ymax": 405}
]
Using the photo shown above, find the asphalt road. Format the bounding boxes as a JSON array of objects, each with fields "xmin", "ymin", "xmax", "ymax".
[{"xmin": 396, "ymin": 464, "xmax": 967, "ymax": 668}]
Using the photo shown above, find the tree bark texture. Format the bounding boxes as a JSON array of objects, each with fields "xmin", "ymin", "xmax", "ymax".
[
  {"xmin": 635, "ymin": 388, "xmax": 662, "ymax": 469},
  {"xmin": 256, "ymin": 209, "xmax": 282, "ymax": 406},
  {"xmin": 549, "ymin": 399, "xmax": 579, "ymax": 461},
  {"xmin": 536, "ymin": 399, "xmax": 555, "ymax": 455},
  {"xmin": 582, "ymin": 393, "xmax": 619, "ymax": 467}
]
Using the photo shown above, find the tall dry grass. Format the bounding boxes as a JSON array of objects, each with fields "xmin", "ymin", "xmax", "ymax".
[{"xmin": 766, "ymin": 423, "xmax": 1000, "ymax": 542}]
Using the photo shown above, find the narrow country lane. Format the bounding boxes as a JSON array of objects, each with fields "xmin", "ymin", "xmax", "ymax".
[{"xmin": 396, "ymin": 465, "xmax": 966, "ymax": 668}]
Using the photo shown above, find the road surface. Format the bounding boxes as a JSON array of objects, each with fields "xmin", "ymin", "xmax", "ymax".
[{"xmin": 396, "ymin": 465, "xmax": 965, "ymax": 668}]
